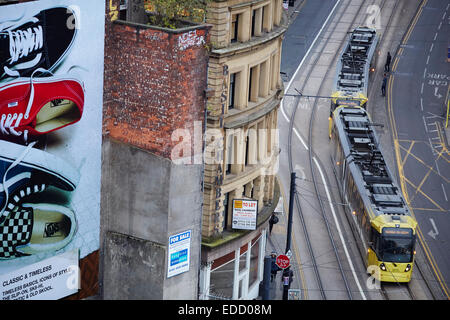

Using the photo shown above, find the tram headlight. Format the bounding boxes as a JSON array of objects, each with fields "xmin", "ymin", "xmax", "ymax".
[
  {"xmin": 405, "ymin": 264, "xmax": 411, "ymax": 272},
  {"xmin": 380, "ymin": 263, "xmax": 386, "ymax": 271}
]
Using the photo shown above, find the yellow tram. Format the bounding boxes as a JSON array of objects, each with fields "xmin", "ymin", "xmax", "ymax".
[
  {"xmin": 327, "ymin": 27, "xmax": 416, "ymax": 283},
  {"xmin": 330, "ymin": 106, "xmax": 417, "ymax": 283}
]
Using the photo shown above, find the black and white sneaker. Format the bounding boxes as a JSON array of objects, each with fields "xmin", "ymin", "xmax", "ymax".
[
  {"xmin": 0, "ymin": 140, "xmax": 80, "ymax": 226},
  {"xmin": 0, "ymin": 203, "xmax": 77, "ymax": 259},
  {"xmin": 0, "ymin": 7, "xmax": 77, "ymax": 81}
]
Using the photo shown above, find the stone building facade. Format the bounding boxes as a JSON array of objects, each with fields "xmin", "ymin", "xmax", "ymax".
[{"xmin": 199, "ymin": 0, "xmax": 288, "ymax": 300}]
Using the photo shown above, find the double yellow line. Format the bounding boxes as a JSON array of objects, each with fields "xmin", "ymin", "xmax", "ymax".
[{"xmin": 387, "ymin": 0, "xmax": 449, "ymax": 299}]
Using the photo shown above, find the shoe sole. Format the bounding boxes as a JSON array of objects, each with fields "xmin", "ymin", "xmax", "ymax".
[{"xmin": 0, "ymin": 140, "xmax": 79, "ymax": 191}]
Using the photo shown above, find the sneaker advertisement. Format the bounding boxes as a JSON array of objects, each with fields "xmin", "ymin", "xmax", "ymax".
[{"xmin": 0, "ymin": 0, "xmax": 105, "ymax": 300}]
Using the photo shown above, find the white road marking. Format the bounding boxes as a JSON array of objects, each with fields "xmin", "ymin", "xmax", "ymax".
[
  {"xmin": 423, "ymin": 116, "xmax": 428, "ymax": 132},
  {"xmin": 442, "ymin": 184, "xmax": 448, "ymax": 202},
  {"xmin": 313, "ymin": 156, "xmax": 367, "ymax": 300},
  {"xmin": 281, "ymin": 0, "xmax": 342, "ymax": 123},
  {"xmin": 280, "ymin": 0, "xmax": 370, "ymax": 300},
  {"xmin": 428, "ymin": 218, "xmax": 439, "ymax": 240},
  {"xmin": 293, "ymin": 127, "xmax": 308, "ymax": 150}
]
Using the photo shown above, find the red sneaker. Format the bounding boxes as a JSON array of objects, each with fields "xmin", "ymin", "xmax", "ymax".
[{"xmin": 0, "ymin": 73, "xmax": 84, "ymax": 142}]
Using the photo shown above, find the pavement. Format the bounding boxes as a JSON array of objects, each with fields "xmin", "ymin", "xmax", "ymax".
[
  {"xmin": 262, "ymin": 2, "xmax": 308, "ymax": 301},
  {"xmin": 262, "ymin": 0, "xmax": 337, "ymax": 301}
]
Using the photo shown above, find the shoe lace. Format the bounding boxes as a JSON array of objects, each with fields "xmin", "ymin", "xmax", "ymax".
[
  {"xmin": 0, "ymin": 68, "xmax": 52, "ymax": 143},
  {"xmin": 0, "ymin": 141, "xmax": 37, "ymax": 227},
  {"xmin": 6, "ymin": 25, "xmax": 43, "ymax": 65}
]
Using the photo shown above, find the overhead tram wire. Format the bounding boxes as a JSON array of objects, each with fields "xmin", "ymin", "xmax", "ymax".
[
  {"xmin": 302, "ymin": 0, "xmax": 391, "ymax": 300},
  {"xmin": 286, "ymin": 0, "xmax": 359, "ymax": 300}
]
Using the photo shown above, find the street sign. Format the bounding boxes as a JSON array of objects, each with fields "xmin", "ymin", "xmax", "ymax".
[
  {"xmin": 286, "ymin": 250, "xmax": 292, "ymax": 259},
  {"xmin": 276, "ymin": 254, "xmax": 290, "ymax": 269},
  {"xmin": 288, "ymin": 289, "xmax": 301, "ymax": 300}
]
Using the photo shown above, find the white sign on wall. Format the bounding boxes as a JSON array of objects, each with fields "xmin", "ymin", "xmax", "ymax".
[
  {"xmin": 232, "ymin": 199, "xmax": 258, "ymax": 230},
  {"xmin": 0, "ymin": 249, "xmax": 79, "ymax": 300},
  {"xmin": 167, "ymin": 230, "xmax": 191, "ymax": 278}
]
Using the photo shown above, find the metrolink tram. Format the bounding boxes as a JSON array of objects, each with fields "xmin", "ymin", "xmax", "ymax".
[
  {"xmin": 330, "ymin": 107, "xmax": 417, "ymax": 283},
  {"xmin": 328, "ymin": 27, "xmax": 417, "ymax": 283},
  {"xmin": 330, "ymin": 27, "xmax": 379, "ymax": 116}
]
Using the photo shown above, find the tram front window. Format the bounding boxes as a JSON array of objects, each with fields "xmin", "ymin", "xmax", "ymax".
[{"xmin": 381, "ymin": 228, "xmax": 415, "ymax": 263}]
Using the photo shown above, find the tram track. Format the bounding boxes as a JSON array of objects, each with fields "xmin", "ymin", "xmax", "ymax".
[
  {"xmin": 282, "ymin": 0, "xmax": 438, "ymax": 301},
  {"xmin": 285, "ymin": 0, "xmax": 388, "ymax": 300}
]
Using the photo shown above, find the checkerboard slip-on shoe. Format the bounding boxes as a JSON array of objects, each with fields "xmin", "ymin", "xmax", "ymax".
[
  {"xmin": 0, "ymin": 72, "xmax": 84, "ymax": 142},
  {"xmin": 0, "ymin": 7, "xmax": 77, "ymax": 81},
  {"xmin": 0, "ymin": 140, "xmax": 80, "ymax": 225},
  {"xmin": 0, "ymin": 203, "xmax": 76, "ymax": 259}
]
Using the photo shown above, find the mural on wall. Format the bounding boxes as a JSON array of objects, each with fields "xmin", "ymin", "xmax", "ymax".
[{"xmin": 0, "ymin": 0, "xmax": 104, "ymax": 299}]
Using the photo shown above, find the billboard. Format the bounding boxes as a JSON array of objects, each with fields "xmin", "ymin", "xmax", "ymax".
[{"xmin": 0, "ymin": 0, "xmax": 105, "ymax": 299}]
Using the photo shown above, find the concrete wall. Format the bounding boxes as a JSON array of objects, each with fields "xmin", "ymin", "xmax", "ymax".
[
  {"xmin": 100, "ymin": 1, "xmax": 211, "ymax": 299},
  {"xmin": 101, "ymin": 139, "xmax": 204, "ymax": 299}
]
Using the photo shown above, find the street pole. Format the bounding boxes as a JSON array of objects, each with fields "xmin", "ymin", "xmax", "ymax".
[
  {"xmin": 261, "ymin": 255, "xmax": 272, "ymax": 300},
  {"xmin": 285, "ymin": 172, "xmax": 296, "ymax": 254},
  {"xmin": 283, "ymin": 172, "xmax": 295, "ymax": 300}
]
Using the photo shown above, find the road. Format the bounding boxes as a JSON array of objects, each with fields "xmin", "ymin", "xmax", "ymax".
[
  {"xmin": 275, "ymin": 0, "xmax": 439, "ymax": 300},
  {"xmin": 280, "ymin": 0, "xmax": 338, "ymax": 81},
  {"xmin": 388, "ymin": 0, "xmax": 450, "ymax": 299}
]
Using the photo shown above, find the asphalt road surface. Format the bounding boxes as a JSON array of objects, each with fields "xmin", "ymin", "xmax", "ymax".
[
  {"xmin": 389, "ymin": 0, "xmax": 450, "ymax": 299},
  {"xmin": 280, "ymin": 0, "xmax": 338, "ymax": 81}
]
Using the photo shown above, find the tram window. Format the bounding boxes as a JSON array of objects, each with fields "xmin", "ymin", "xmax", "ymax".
[{"xmin": 370, "ymin": 229, "xmax": 381, "ymax": 256}]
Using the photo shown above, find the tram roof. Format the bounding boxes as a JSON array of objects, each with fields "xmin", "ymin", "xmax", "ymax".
[
  {"xmin": 333, "ymin": 107, "xmax": 412, "ymax": 221},
  {"xmin": 333, "ymin": 27, "xmax": 379, "ymax": 97}
]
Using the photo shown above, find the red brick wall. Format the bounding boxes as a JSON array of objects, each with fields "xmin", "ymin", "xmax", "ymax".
[{"xmin": 104, "ymin": 2, "xmax": 211, "ymax": 160}]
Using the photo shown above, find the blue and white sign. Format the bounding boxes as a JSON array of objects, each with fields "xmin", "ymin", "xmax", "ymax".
[{"xmin": 167, "ymin": 230, "xmax": 191, "ymax": 278}]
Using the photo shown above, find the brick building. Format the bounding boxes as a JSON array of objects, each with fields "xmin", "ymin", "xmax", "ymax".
[
  {"xmin": 199, "ymin": 0, "xmax": 288, "ymax": 300},
  {"xmin": 100, "ymin": 1, "xmax": 211, "ymax": 299}
]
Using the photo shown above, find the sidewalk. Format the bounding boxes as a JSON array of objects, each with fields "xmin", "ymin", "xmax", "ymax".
[
  {"xmin": 264, "ymin": 182, "xmax": 303, "ymax": 300},
  {"xmin": 260, "ymin": 1, "xmax": 307, "ymax": 301},
  {"xmin": 284, "ymin": 0, "xmax": 307, "ymax": 25}
]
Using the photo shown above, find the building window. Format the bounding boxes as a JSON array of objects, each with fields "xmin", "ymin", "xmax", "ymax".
[
  {"xmin": 251, "ymin": 7, "xmax": 263, "ymax": 37},
  {"xmin": 231, "ymin": 13, "xmax": 239, "ymax": 43},
  {"xmin": 225, "ymin": 133, "xmax": 234, "ymax": 174},
  {"xmin": 223, "ymin": 192, "xmax": 230, "ymax": 230},
  {"xmin": 210, "ymin": 258, "xmax": 234, "ymax": 299},
  {"xmin": 249, "ymin": 238, "xmax": 260, "ymax": 286},
  {"xmin": 245, "ymin": 125, "xmax": 258, "ymax": 166},
  {"xmin": 228, "ymin": 73, "xmax": 236, "ymax": 110},
  {"xmin": 245, "ymin": 134, "xmax": 249, "ymax": 166},
  {"xmin": 239, "ymin": 250, "xmax": 248, "ymax": 273},
  {"xmin": 248, "ymin": 65, "xmax": 262, "ymax": 102},
  {"xmin": 251, "ymin": 9, "xmax": 256, "ymax": 37}
]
